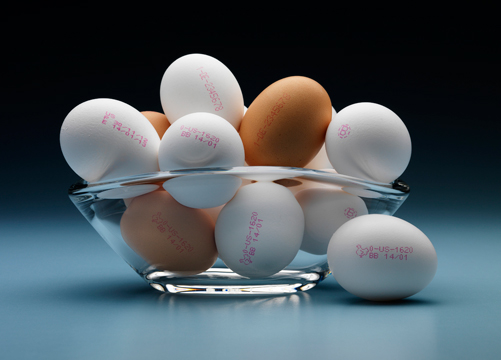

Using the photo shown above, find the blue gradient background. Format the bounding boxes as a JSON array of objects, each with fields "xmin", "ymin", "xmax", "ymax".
[{"xmin": 2, "ymin": 11, "xmax": 500, "ymax": 360}]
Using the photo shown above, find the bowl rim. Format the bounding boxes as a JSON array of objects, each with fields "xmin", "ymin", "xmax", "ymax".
[{"xmin": 68, "ymin": 166, "xmax": 410, "ymax": 196}]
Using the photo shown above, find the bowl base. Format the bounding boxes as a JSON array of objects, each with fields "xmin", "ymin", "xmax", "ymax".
[{"xmin": 139, "ymin": 267, "xmax": 330, "ymax": 295}]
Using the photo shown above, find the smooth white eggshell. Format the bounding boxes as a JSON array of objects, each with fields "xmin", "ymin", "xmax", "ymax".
[
  {"xmin": 325, "ymin": 102, "xmax": 411, "ymax": 183},
  {"xmin": 158, "ymin": 112, "xmax": 245, "ymax": 208},
  {"xmin": 163, "ymin": 174, "xmax": 242, "ymax": 209},
  {"xmin": 160, "ymin": 53, "xmax": 244, "ymax": 129},
  {"xmin": 296, "ymin": 187, "xmax": 368, "ymax": 255},
  {"xmin": 327, "ymin": 214, "xmax": 437, "ymax": 301},
  {"xmin": 215, "ymin": 181, "xmax": 304, "ymax": 278},
  {"xmin": 158, "ymin": 112, "xmax": 245, "ymax": 171},
  {"xmin": 60, "ymin": 98, "xmax": 160, "ymax": 183}
]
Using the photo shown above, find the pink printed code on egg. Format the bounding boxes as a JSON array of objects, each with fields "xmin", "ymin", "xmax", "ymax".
[{"xmin": 338, "ymin": 124, "xmax": 351, "ymax": 138}]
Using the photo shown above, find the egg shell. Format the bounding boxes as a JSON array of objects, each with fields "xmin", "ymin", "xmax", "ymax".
[
  {"xmin": 327, "ymin": 214, "xmax": 437, "ymax": 301},
  {"xmin": 215, "ymin": 181, "xmax": 305, "ymax": 278},
  {"xmin": 160, "ymin": 53, "xmax": 244, "ymax": 129},
  {"xmin": 120, "ymin": 190, "xmax": 218, "ymax": 276},
  {"xmin": 158, "ymin": 112, "xmax": 245, "ymax": 171},
  {"xmin": 305, "ymin": 106, "xmax": 337, "ymax": 170},
  {"xmin": 204, "ymin": 203, "xmax": 226, "ymax": 223},
  {"xmin": 141, "ymin": 111, "xmax": 171, "ymax": 138},
  {"xmin": 60, "ymin": 98, "xmax": 161, "ymax": 183},
  {"xmin": 163, "ymin": 174, "xmax": 242, "ymax": 209},
  {"xmin": 305, "ymin": 143, "xmax": 332, "ymax": 170},
  {"xmin": 325, "ymin": 102, "xmax": 411, "ymax": 183},
  {"xmin": 201, "ymin": 177, "xmax": 254, "ymax": 221},
  {"xmin": 295, "ymin": 187, "xmax": 368, "ymax": 255},
  {"xmin": 239, "ymin": 76, "xmax": 332, "ymax": 167}
]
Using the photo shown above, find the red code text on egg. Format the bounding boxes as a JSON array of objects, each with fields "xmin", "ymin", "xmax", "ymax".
[
  {"xmin": 344, "ymin": 207, "xmax": 358, "ymax": 219},
  {"xmin": 101, "ymin": 111, "xmax": 149, "ymax": 147},
  {"xmin": 239, "ymin": 212, "xmax": 263, "ymax": 265},
  {"xmin": 338, "ymin": 124, "xmax": 351, "ymax": 139},
  {"xmin": 179, "ymin": 125, "xmax": 220, "ymax": 149},
  {"xmin": 254, "ymin": 93, "xmax": 291, "ymax": 146},
  {"xmin": 152, "ymin": 212, "xmax": 194, "ymax": 253},
  {"xmin": 355, "ymin": 245, "xmax": 413, "ymax": 260},
  {"xmin": 196, "ymin": 67, "xmax": 224, "ymax": 112}
]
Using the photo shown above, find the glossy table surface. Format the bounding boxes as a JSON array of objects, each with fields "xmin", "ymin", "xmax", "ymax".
[{"xmin": 2, "ymin": 208, "xmax": 500, "ymax": 360}]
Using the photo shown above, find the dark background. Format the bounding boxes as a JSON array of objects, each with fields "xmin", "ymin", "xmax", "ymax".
[{"xmin": 3, "ymin": 11, "xmax": 500, "ymax": 225}]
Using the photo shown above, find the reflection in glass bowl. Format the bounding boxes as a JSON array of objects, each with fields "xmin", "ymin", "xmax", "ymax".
[{"xmin": 68, "ymin": 166, "xmax": 410, "ymax": 295}]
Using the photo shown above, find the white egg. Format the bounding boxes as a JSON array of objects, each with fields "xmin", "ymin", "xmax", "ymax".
[
  {"xmin": 60, "ymin": 98, "xmax": 161, "ymax": 183},
  {"xmin": 163, "ymin": 174, "xmax": 242, "ymax": 209},
  {"xmin": 215, "ymin": 181, "xmax": 304, "ymax": 278},
  {"xmin": 325, "ymin": 102, "xmax": 411, "ymax": 183},
  {"xmin": 158, "ymin": 112, "xmax": 245, "ymax": 171},
  {"xmin": 159, "ymin": 112, "xmax": 245, "ymax": 208},
  {"xmin": 295, "ymin": 187, "xmax": 368, "ymax": 255},
  {"xmin": 327, "ymin": 214, "xmax": 437, "ymax": 301},
  {"xmin": 160, "ymin": 53, "xmax": 245, "ymax": 129}
]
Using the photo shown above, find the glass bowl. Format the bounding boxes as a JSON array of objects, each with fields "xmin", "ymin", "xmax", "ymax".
[{"xmin": 68, "ymin": 166, "xmax": 410, "ymax": 295}]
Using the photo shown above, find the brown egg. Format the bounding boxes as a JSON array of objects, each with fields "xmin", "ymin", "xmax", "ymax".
[
  {"xmin": 239, "ymin": 76, "xmax": 332, "ymax": 167},
  {"xmin": 141, "ymin": 111, "xmax": 171, "ymax": 138},
  {"xmin": 120, "ymin": 190, "xmax": 217, "ymax": 276}
]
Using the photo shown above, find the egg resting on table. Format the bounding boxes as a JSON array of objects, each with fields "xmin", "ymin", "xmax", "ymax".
[{"xmin": 327, "ymin": 214, "xmax": 437, "ymax": 301}]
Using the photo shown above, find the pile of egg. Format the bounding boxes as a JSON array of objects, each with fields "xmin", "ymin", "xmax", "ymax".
[{"xmin": 60, "ymin": 53, "xmax": 437, "ymax": 301}]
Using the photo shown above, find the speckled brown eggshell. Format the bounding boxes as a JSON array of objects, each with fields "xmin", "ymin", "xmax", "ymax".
[
  {"xmin": 120, "ymin": 190, "xmax": 217, "ymax": 276},
  {"xmin": 239, "ymin": 76, "xmax": 332, "ymax": 167}
]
